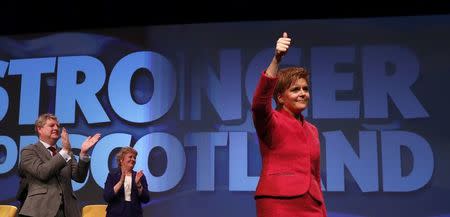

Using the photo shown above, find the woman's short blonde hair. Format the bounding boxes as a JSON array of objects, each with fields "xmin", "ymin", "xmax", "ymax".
[{"xmin": 116, "ymin": 147, "xmax": 138, "ymax": 167}]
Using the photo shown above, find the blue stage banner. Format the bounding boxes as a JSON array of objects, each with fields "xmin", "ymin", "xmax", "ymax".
[{"xmin": 1, "ymin": 15, "xmax": 449, "ymax": 217}]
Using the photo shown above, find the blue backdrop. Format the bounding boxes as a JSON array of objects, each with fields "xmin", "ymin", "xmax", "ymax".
[{"xmin": 1, "ymin": 14, "xmax": 449, "ymax": 217}]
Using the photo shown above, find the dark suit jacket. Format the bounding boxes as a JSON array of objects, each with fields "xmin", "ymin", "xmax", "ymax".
[
  {"xmin": 18, "ymin": 142, "xmax": 90, "ymax": 217},
  {"xmin": 16, "ymin": 167, "xmax": 28, "ymax": 206},
  {"xmin": 103, "ymin": 169, "xmax": 150, "ymax": 217},
  {"xmin": 251, "ymin": 73, "xmax": 325, "ymax": 205}
]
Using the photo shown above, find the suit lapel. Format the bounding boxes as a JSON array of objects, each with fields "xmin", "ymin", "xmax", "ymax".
[{"xmin": 35, "ymin": 142, "xmax": 52, "ymax": 160}]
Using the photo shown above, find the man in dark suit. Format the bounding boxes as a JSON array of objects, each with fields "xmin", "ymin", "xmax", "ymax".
[{"xmin": 18, "ymin": 113, "xmax": 101, "ymax": 217}]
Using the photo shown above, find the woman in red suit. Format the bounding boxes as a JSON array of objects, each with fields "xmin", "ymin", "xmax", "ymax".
[{"xmin": 251, "ymin": 32, "xmax": 327, "ymax": 217}]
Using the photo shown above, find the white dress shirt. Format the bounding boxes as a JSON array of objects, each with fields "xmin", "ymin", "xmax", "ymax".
[{"xmin": 124, "ymin": 174, "xmax": 132, "ymax": 201}]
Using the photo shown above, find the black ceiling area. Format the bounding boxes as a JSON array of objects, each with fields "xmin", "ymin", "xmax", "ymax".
[{"xmin": 2, "ymin": 1, "xmax": 450, "ymax": 35}]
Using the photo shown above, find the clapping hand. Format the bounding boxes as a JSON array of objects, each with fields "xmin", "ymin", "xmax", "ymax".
[
  {"xmin": 135, "ymin": 170, "xmax": 144, "ymax": 187},
  {"xmin": 61, "ymin": 128, "xmax": 71, "ymax": 152},
  {"xmin": 80, "ymin": 133, "xmax": 101, "ymax": 157}
]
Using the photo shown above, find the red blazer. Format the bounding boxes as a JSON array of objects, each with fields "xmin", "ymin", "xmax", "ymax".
[{"xmin": 251, "ymin": 73, "xmax": 324, "ymax": 204}]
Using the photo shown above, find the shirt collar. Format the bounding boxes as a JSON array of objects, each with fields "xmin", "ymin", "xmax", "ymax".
[{"xmin": 40, "ymin": 140, "xmax": 56, "ymax": 149}]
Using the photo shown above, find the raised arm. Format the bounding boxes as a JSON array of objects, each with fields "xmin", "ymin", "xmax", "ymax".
[
  {"xmin": 265, "ymin": 32, "xmax": 291, "ymax": 78},
  {"xmin": 251, "ymin": 32, "xmax": 292, "ymax": 141}
]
